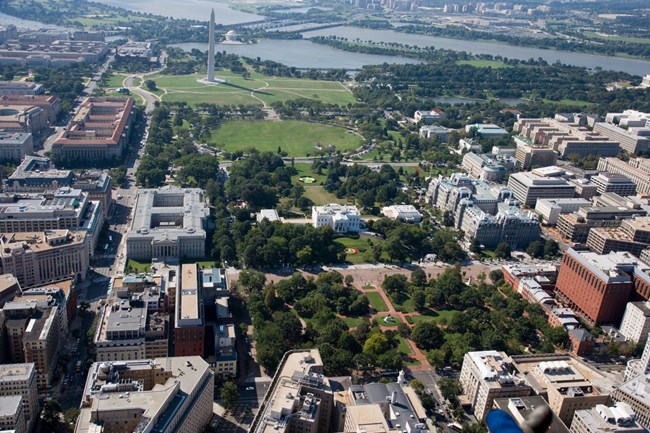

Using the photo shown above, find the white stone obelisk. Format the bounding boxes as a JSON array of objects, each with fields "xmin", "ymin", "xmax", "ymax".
[{"xmin": 207, "ymin": 8, "xmax": 216, "ymax": 82}]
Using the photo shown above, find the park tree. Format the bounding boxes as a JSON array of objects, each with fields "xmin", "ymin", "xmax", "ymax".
[
  {"xmin": 495, "ymin": 242, "xmax": 511, "ymax": 259},
  {"xmin": 411, "ymin": 322, "xmax": 444, "ymax": 350},
  {"xmin": 469, "ymin": 237, "xmax": 482, "ymax": 254},
  {"xmin": 544, "ymin": 239, "xmax": 560, "ymax": 257},
  {"xmin": 382, "ymin": 274, "xmax": 408, "ymax": 295},
  {"xmin": 410, "ymin": 267, "xmax": 427, "ymax": 287},
  {"xmin": 526, "ymin": 241, "xmax": 544, "ymax": 258},
  {"xmin": 238, "ymin": 270, "xmax": 266, "ymax": 292},
  {"xmin": 220, "ymin": 381, "xmax": 240, "ymax": 412},
  {"xmin": 144, "ymin": 79, "xmax": 157, "ymax": 91},
  {"xmin": 363, "ymin": 332, "xmax": 390, "ymax": 355}
]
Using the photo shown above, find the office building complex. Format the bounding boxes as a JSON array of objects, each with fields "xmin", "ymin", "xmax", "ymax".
[
  {"xmin": 586, "ymin": 217, "xmax": 650, "ymax": 257},
  {"xmin": 381, "ymin": 205, "xmax": 422, "ymax": 222},
  {"xmin": 557, "ymin": 206, "xmax": 647, "ymax": 244},
  {"xmin": 52, "ymin": 97, "xmax": 135, "ymax": 163},
  {"xmin": 462, "ymin": 152, "xmax": 510, "ymax": 182},
  {"xmin": 0, "ymin": 187, "xmax": 103, "ymax": 251},
  {"xmin": 0, "ymin": 363, "xmax": 38, "ymax": 433},
  {"xmin": 76, "ymin": 357, "xmax": 214, "ymax": 433},
  {"xmin": 513, "ymin": 118, "xmax": 620, "ymax": 159},
  {"xmin": 593, "ymin": 122, "xmax": 650, "ymax": 155},
  {"xmin": 127, "ymin": 186, "xmax": 209, "ymax": 261},
  {"xmin": 514, "ymin": 138, "xmax": 558, "ymax": 170},
  {"xmin": 0, "ymin": 230, "xmax": 90, "ymax": 288},
  {"xmin": 625, "ymin": 339, "xmax": 650, "ymax": 381},
  {"xmin": 249, "ymin": 350, "xmax": 334, "ymax": 433},
  {"xmin": 344, "ymin": 380, "xmax": 428, "ymax": 433},
  {"xmin": 174, "ymin": 263, "xmax": 204, "ymax": 357},
  {"xmin": 570, "ymin": 403, "xmax": 645, "ymax": 433},
  {"xmin": 507, "ymin": 170, "xmax": 576, "ymax": 207},
  {"xmin": 0, "ymin": 95, "xmax": 61, "ymax": 125},
  {"xmin": 0, "ymin": 132, "xmax": 33, "ymax": 162},
  {"xmin": 419, "ymin": 125, "xmax": 450, "ymax": 141},
  {"xmin": 2, "ymin": 295, "xmax": 67, "ymax": 388},
  {"xmin": 0, "ymin": 81, "xmax": 43, "ymax": 96},
  {"xmin": 465, "ymin": 123, "xmax": 508, "ymax": 138},
  {"xmin": 414, "ymin": 108, "xmax": 446, "ymax": 124},
  {"xmin": 535, "ymin": 198, "xmax": 591, "ymax": 225},
  {"xmin": 555, "ymin": 249, "xmax": 638, "ymax": 325},
  {"xmin": 0, "ymin": 395, "xmax": 26, "ymax": 433},
  {"xmin": 612, "ymin": 375, "xmax": 650, "ymax": 430},
  {"xmin": 95, "ymin": 275, "xmax": 168, "ymax": 362},
  {"xmin": 511, "ymin": 354, "xmax": 613, "ymax": 427},
  {"xmin": 598, "ymin": 158, "xmax": 650, "ymax": 195},
  {"xmin": 312, "ymin": 204, "xmax": 360, "ymax": 233},
  {"xmin": 619, "ymin": 301, "xmax": 650, "ymax": 343},
  {"xmin": 459, "ymin": 200, "xmax": 540, "ymax": 249},
  {"xmin": 591, "ymin": 173, "xmax": 637, "ymax": 196},
  {"xmin": 213, "ymin": 323, "xmax": 237, "ymax": 378},
  {"xmin": 459, "ymin": 350, "xmax": 532, "ymax": 420},
  {"xmin": 5, "ymin": 156, "xmax": 112, "ymax": 217}
]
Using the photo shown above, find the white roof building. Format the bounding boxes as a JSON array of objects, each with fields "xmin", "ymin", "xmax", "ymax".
[
  {"xmin": 312, "ymin": 204, "xmax": 360, "ymax": 233},
  {"xmin": 381, "ymin": 205, "xmax": 422, "ymax": 222}
]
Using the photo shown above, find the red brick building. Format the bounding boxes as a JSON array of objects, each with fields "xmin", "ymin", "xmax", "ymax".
[
  {"xmin": 555, "ymin": 249, "xmax": 635, "ymax": 325},
  {"xmin": 173, "ymin": 264, "xmax": 205, "ymax": 357}
]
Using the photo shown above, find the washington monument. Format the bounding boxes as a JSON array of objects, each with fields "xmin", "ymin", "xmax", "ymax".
[{"xmin": 207, "ymin": 8, "xmax": 216, "ymax": 82}]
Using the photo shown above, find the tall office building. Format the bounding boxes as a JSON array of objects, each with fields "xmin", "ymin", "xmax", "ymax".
[{"xmin": 0, "ymin": 363, "xmax": 38, "ymax": 433}]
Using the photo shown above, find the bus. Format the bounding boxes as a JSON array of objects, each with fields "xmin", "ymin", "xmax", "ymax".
[{"xmin": 448, "ymin": 423, "xmax": 463, "ymax": 432}]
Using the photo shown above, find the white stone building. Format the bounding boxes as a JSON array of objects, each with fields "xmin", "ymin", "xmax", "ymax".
[{"xmin": 312, "ymin": 204, "xmax": 360, "ymax": 233}]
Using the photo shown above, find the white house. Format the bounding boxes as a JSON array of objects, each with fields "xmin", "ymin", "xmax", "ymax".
[{"xmin": 312, "ymin": 204, "xmax": 360, "ymax": 233}]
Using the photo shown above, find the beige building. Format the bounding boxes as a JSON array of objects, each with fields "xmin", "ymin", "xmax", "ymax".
[
  {"xmin": 619, "ymin": 301, "xmax": 650, "ymax": 344},
  {"xmin": 0, "ymin": 363, "xmax": 38, "ymax": 433},
  {"xmin": 507, "ymin": 171, "xmax": 576, "ymax": 207},
  {"xmin": 0, "ymin": 230, "xmax": 90, "ymax": 288},
  {"xmin": 52, "ymin": 97, "xmax": 135, "ymax": 164},
  {"xmin": 0, "ymin": 395, "xmax": 26, "ymax": 433},
  {"xmin": 127, "ymin": 186, "xmax": 209, "ymax": 261},
  {"xmin": 0, "ymin": 132, "xmax": 33, "ymax": 162},
  {"xmin": 598, "ymin": 158, "xmax": 650, "ymax": 195},
  {"xmin": 612, "ymin": 374, "xmax": 650, "ymax": 430},
  {"xmin": 213, "ymin": 323, "xmax": 237, "ymax": 378},
  {"xmin": 511, "ymin": 354, "xmax": 614, "ymax": 426},
  {"xmin": 515, "ymin": 139, "xmax": 558, "ymax": 170},
  {"xmin": 3, "ymin": 296, "xmax": 66, "ymax": 389},
  {"xmin": 76, "ymin": 357, "xmax": 214, "ymax": 433},
  {"xmin": 249, "ymin": 350, "xmax": 334, "ymax": 433},
  {"xmin": 459, "ymin": 350, "xmax": 532, "ymax": 420},
  {"xmin": 571, "ymin": 403, "xmax": 645, "ymax": 433},
  {"xmin": 586, "ymin": 217, "xmax": 650, "ymax": 256}
]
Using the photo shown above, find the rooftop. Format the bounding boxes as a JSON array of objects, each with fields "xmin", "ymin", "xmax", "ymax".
[
  {"xmin": 0, "ymin": 395, "xmax": 22, "ymax": 418},
  {"xmin": 0, "ymin": 363, "xmax": 35, "ymax": 383},
  {"xmin": 178, "ymin": 263, "xmax": 200, "ymax": 325}
]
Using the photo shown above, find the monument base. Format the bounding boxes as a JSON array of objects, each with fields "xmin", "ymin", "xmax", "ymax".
[{"xmin": 197, "ymin": 77, "xmax": 225, "ymax": 85}]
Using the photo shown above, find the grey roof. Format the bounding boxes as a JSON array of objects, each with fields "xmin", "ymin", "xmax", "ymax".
[
  {"xmin": 128, "ymin": 185, "xmax": 208, "ymax": 242},
  {"xmin": 0, "ymin": 395, "xmax": 22, "ymax": 417},
  {"xmin": 569, "ymin": 328, "xmax": 593, "ymax": 341},
  {"xmin": 355, "ymin": 382, "xmax": 424, "ymax": 430}
]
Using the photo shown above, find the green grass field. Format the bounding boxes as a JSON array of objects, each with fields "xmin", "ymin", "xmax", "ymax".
[
  {"xmin": 405, "ymin": 309, "xmax": 459, "ymax": 325},
  {"xmin": 209, "ymin": 120, "xmax": 361, "ymax": 157},
  {"xmin": 126, "ymin": 259, "xmax": 151, "ymax": 273},
  {"xmin": 335, "ymin": 236, "xmax": 386, "ymax": 264},
  {"xmin": 542, "ymin": 98, "xmax": 594, "ymax": 107},
  {"xmin": 341, "ymin": 316, "xmax": 369, "ymax": 328},
  {"xmin": 303, "ymin": 186, "xmax": 339, "ymax": 206},
  {"xmin": 104, "ymin": 74, "xmax": 126, "ymax": 88},
  {"xmin": 291, "ymin": 163, "xmax": 328, "ymax": 185},
  {"xmin": 375, "ymin": 314, "xmax": 402, "ymax": 327},
  {"xmin": 396, "ymin": 335, "xmax": 414, "ymax": 356},
  {"xmin": 391, "ymin": 294, "xmax": 416, "ymax": 313},
  {"xmin": 367, "ymin": 292, "xmax": 389, "ymax": 312},
  {"xmin": 148, "ymin": 72, "xmax": 356, "ymax": 106},
  {"xmin": 457, "ymin": 59, "xmax": 509, "ymax": 69}
]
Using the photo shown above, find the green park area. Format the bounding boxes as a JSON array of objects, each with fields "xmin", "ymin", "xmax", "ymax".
[
  {"xmin": 366, "ymin": 292, "xmax": 389, "ymax": 312},
  {"xmin": 210, "ymin": 120, "xmax": 361, "ymax": 157},
  {"xmin": 374, "ymin": 314, "xmax": 402, "ymax": 327},
  {"xmin": 456, "ymin": 59, "xmax": 509, "ymax": 69},
  {"xmin": 303, "ymin": 186, "xmax": 339, "ymax": 206},
  {"xmin": 334, "ymin": 236, "xmax": 387, "ymax": 264},
  {"xmin": 126, "ymin": 259, "xmax": 151, "ymax": 273},
  {"xmin": 146, "ymin": 72, "xmax": 356, "ymax": 106},
  {"xmin": 405, "ymin": 309, "xmax": 459, "ymax": 325}
]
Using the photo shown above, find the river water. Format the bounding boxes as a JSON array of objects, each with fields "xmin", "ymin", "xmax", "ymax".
[
  {"xmin": 0, "ymin": 11, "xmax": 69, "ymax": 30},
  {"xmin": 93, "ymin": 0, "xmax": 263, "ymax": 24},
  {"xmin": 303, "ymin": 26, "xmax": 650, "ymax": 76},
  {"xmin": 172, "ymin": 40, "xmax": 422, "ymax": 69}
]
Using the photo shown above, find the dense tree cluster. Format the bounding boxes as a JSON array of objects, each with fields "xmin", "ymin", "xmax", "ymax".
[{"xmin": 245, "ymin": 271, "xmax": 403, "ymax": 375}]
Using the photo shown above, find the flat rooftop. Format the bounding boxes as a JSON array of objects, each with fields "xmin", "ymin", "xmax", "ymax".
[
  {"xmin": 178, "ymin": 264, "xmax": 200, "ymax": 324},
  {"xmin": 0, "ymin": 395, "xmax": 22, "ymax": 417}
]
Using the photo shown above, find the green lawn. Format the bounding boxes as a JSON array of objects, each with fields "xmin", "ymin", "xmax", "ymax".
[
  {"xmin": 405, "ymin": 309, "xmax": 459, "ymax": 325},
  {"xmin": 148, "ymin": 72, "xmax": 356, "ymax": 106},
  {"xmin": 341, "ymin": 316, "xmax": 368, "ymax": 328},
  {"xmin": 291, "ymin": 163, "xmax": 328, "ymax": 185},
  {"xmin": 367, "ymin": 292, "xmax": 389, "ymax": 312},
  {"xmin": 457, "ymin": 59, "xmax": 509, "ymax": 69},
  {"xmin": 396, "ymin": 335, "xmax": 414, "ymax": 356},
  {"xmin": 104, "ymin": 74, "xmax": 126, "ymax": 88},
  {"xmin": 335, "ymin": 236, "xmax": 387, "ymax": 264},
  {"xmin": 391, "ymin": 294, "xmax": 416, "ymax": 313},
  {"xmin": 303, "ymin": 186, "xmax": 340, "ymax": 206},
  {"xmin": 542, "ymin": 98, "xmax": 594, "ymax": 107},
  {"xmin": 193, "ymin": 260, "xmax": 219, "ymax": 269},
  {"xmin": 209, "ymin": 120, "xmax": 361, "ymax": 157},
  {"xmin": 375, "ymin": 314, "xmax": 402, "ymax": 327},
  {"xmin": 126, "ymin": 259, "xmax": 151, "ymax": 273}
]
